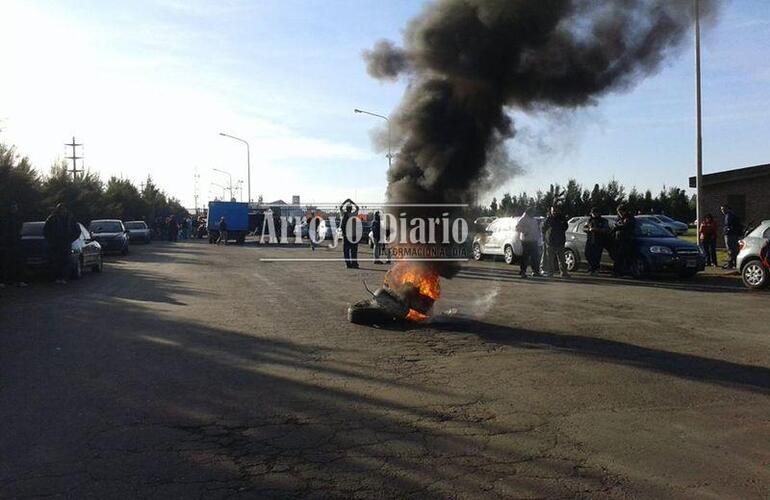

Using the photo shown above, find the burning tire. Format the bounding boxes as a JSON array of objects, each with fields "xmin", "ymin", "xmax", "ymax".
[{"xmin": 347, "ymin": 299, "xmax": 401, "ymax": 325}]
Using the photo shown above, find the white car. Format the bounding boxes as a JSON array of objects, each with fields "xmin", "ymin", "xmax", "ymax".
[{"xmin": 472, "ymin": 216, "xmax": 543, "ymax": 264}]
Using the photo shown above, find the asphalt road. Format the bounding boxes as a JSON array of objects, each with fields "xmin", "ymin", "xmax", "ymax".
[{"xmin": 1, "ymin": 240, "xmax": 768, "ymax": 499}]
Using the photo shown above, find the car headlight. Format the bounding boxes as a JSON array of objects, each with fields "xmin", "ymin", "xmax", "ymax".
[{"xmin": 649, "ymin": 246, "xmax": 673, "ymax": 254}]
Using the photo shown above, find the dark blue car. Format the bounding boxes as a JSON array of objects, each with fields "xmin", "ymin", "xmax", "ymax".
[
  {"xmin": 88, "ymin": 219, "xmax": 129, "ymax": 255},
  {"xmin": 564, "ymin": 216, "xmax": 705, "ymax": 278}
]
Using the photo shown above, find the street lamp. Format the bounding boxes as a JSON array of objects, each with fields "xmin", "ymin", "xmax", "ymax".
[
  {"xmin": 219, "ymin": 132, "xmax": 251, "ymax": 203},
  {"xmin": 213, "ymin": 168, "xmax": 233, "ymax": 200},
  {"xmin": 354, "ymin": 108, "xmax": 392, "ymax": 169}
]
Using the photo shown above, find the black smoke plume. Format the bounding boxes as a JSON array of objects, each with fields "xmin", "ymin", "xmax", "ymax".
[{"xmin": 364, "ymin": 0, "xmax": 717, "ymax": 207}]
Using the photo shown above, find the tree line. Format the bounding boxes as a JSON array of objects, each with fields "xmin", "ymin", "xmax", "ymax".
[
  {"xmin": 482, "ymin": 179, "xmax": 695, "ymax": 223},
  {"xmin": 0, "ymin": 142, "xmax": 187, "ymax": 224}
]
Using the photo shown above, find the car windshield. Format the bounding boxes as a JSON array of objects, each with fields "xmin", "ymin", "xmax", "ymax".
[
  {"xmin": 125, "ymin": 222, "xmax": 147, "ymax": 229},
  {"xmin": 21, "ymin": 222, "xmax": 44, "ymax": 236},
  {"xmin": 90, "ymin": 221, "xmax": 123, "ymax": 233},
  {"xmin": 656, "ymin": 214, "xmax": 675, "ymax": 223},
  {"xmin": 636, "ymin": 222, "xmax": 674, "ymax": 238}
]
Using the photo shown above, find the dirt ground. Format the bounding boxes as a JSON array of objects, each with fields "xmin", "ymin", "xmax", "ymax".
[{"xmin": 1, "ymin": 240, "xmax": 768, "ymax": 499}]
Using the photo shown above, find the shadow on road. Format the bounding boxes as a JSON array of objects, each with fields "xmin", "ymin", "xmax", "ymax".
[
  {"xmin": 2, "ymin": 243, "xmax": 602, "ymax": 497},
  {"xmin": 426, "ymin": 317, "xmax": 770, "ymax": 395}
]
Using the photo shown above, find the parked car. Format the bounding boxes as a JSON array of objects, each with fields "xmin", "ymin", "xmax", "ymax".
[
  {"xmin": 564, "ymin": 216, "xmax": 705, "ymax": 278},
  {"xmin": 473, "ymin": 216, "xmax": 497, "ymax": 233},
  {"xmin": 737, "ymin": 219, "xmax": 770, "ymax": 290},
  {"xmin": 124, "ymin": 220, "xmax": 152, "ymax": 243},
  {"xmin": 21, "ymin": 221, "xmax": 103, "ymax": 279},
  {"xmin": 472, "ymin": 216, "xmax": 543, "ymax": 265},
  {"xmin": 88, "ymin": 219, "xmax": 129, "ymax": 255},
  {"xmin": 637, "ymin": 214, "xmax": 688, "ymax": 236}
]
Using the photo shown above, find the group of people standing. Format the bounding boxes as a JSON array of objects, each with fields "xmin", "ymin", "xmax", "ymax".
[
  {"xmin": 152, "ymin": 215, "xmax": 194, "ymax": 242},
  {"xmin": 698, "ymin": 205, "xmax": 743, "ymax": 269},
  {"xmin": 302, "ymin": 199, "xmax": 390, "ymax": 269},
  {"xmin": 515, "ymin": 204, "xmax": 642, "ymax": 279}
]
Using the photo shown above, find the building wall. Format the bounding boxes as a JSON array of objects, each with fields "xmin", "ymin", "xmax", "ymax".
[{"xmin": 702, "ymin": 175, "xmax": 770, "ymax": 246}]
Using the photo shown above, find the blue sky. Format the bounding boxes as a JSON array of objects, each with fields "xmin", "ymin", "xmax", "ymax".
[{"xmin": 1, "ymin": 0, "xmax": 768, "ymax": 208}]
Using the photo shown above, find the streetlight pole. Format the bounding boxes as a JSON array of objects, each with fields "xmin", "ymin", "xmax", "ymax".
[
  {"xmin": 354, "ymin": 108, "xmax": 391, "ymax": 169},
  {"xmin": 213, "ymin": 168, "xmax": 233, "ymax": 200},
  {"xmin": 219, "ymin": 132, "xmax": 251, "ymax": 203},
  {"xmin": 694, "ymin": 0, "xmax": 703, "ymax": 225}
]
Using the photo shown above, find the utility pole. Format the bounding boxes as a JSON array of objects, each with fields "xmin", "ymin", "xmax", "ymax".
[
  {"xmin": 65, "ymin": 136, "xmax": 84, "ymax": 180},
  {"xmin": 694, "ymin": 0, "xmax": 703, "ymax": 225},
  {"xmin": 194, "ymin": 170, "xmax": 201, "ymax": 215}
]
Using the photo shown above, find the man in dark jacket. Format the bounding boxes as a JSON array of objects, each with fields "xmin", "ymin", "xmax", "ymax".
[
  {"xmin": 217, "ymin": 216, "xmax": 228, "ymax": 245},
  {"xmin": 541, "ymin": 205, "xmax": 569, "ymax": 278},
  {"xmin": 584, "ymin": 207, "xmax": 610, "ymax": 275},
  {"xmin": 721, "ymin": 204, "xmax": 742, "ymax": 269},
  {"xmin": 340, "ymin": 198, "xmax": 360, "ymax": 269},
  {"xmin": 611, "ymin": 205, "xmax": 636, "ymax": 277},
  {"xmin": 371, "ymin": 211, "xmax": 384, "ymax": 264},
  {"xmin": 43, "ymin": 203, "xmax": 80, "ymax": 284},
  {"xmin": 1, "ymin": 202, "xmax": 28, "ymax": 287}
]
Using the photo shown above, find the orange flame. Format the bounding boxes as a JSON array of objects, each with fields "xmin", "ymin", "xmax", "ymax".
[{"xmin": 384, "ymin": 261, "xmax": 440, "ymax": 322}]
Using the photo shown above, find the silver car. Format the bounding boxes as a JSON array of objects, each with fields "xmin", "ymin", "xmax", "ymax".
[
  {"xmin": 637, "ymin": 214, "xmax": 688, "ymax": 236},
  {"xmin": 737, "ymin": 219, "xmax": 770, "ymax": 290},
  {"xmin": 124, "ymin": 220, "xmax": 152, "ymax": 243}
]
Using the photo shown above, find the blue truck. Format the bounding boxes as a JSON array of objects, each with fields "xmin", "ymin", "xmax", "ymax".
[{"xmin": 207, "ymin": 201, "xmax": 249, "ymax": 244}]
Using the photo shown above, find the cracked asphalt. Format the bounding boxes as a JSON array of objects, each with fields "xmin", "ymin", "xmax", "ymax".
[{"xmin": 1, "ymin": 240, "xmax": 769, "ymax": 499}]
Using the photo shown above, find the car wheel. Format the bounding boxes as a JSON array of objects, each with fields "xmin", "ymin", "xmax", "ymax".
[
  {"xmin": 72, "ymin": 257, "xmax": 83, "ymax": 280},
  {"xmin": 503, "ymin": 245, "xmax": 515, "ymax": 265},
  {"xmin": 741, "ymin": 259, "xmax": 768, "ymax": 290},
  {"xmin": 121, "ymin": 244, "xmax": 129, "ymax": 256},
  {"xmin": 92, "ymin": 254, "xmax": 103, "ymax": 273},
  {"xmin": 631, "ymin": 257, "xmax": 649, "ymax": 279},
  {"xmin": 472, "ymin": 243, "xmax": 483, "ymax": 261},
  {"xmin": 564, "ymin": 249, "xmax": 578, "ymax": 272}
]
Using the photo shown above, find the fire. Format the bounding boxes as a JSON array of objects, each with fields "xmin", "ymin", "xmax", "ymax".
[{"xmin": 384, "ymin": 261, "xmax": 440, "ymax": 322}]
